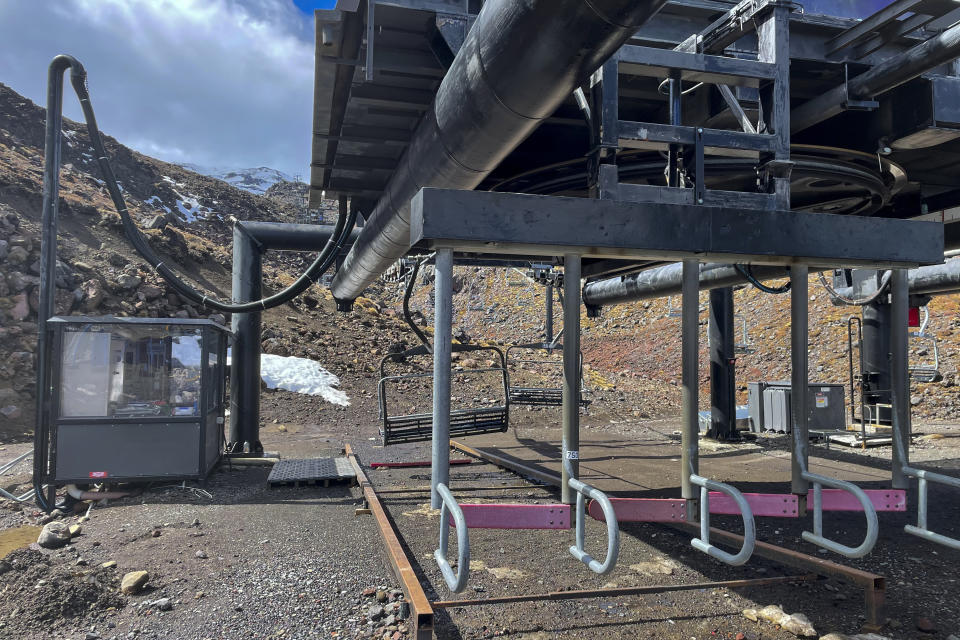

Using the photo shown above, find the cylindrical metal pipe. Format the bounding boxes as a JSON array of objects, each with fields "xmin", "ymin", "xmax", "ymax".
[
  {"xmin": 708, "ymin": 288, "xmax": 737, "ymax": 440},
  {"xmin": 790, "ymin": 265, "xmax": 810, "ymax": 498},
  {"xmin": 681, "ymin": 259, "xmax": 700, "ymax": 521},
  {"xmin": 331, "ymin": 0, "xmax": 669, "ymax": 302},
  {"xmin": 901, "ymin": 258, "xmax": 960, "ymax": 296},
  {"xmin": 431, "ymin": 248, "xmax": 454, "ymax": 509},
  {"xmin": 562, "ymin": 254, "xmax": 582, "ymax": 506},
  {"xmin": 792, "ymin": 20, "xmax": 960, "ymax": 133},
  {"xmin": 35, "ymin": 55, "xmax": 76, "ymax": 510},
  {"xmin": 583, "ymin": 263, "xmax": 788, "ymax": 307},
  {"xmin": 229, "ymin": 225, "xmax": 263, "ymax": 453},
  {"xmin": 238, "ymin": 221, "xmax": 359, "ymax": 252},
  {"xmin": 890, "ymin": 269, "xmax": 911, "ymax": 489}
]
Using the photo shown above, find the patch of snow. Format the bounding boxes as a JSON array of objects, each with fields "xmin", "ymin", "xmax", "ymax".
[
  {"xmin": 175, "ymin": 196, "xmax": 203, "ymax": 222},
  {"xmin": 259, "ymin": 354, "xmax": 350, "ymax": 406},
  {"xmin": 178, "ymin": 163, "xmax": 294, "ymax": 195},
  {"xmin": 144, "ymin": 195, "xmax": 172, "ymax": 214}
]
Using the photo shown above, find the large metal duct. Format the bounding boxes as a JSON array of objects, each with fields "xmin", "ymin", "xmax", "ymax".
[
  {"xmin": 330, "ymin": 0, "xmax": 668, "ymax": 302},
  {"xmin": 582, "ymin": 263, "xmax": 789, "ymax": 307},
  {"xmin": 583, "ymin": 256, "xmax": 960, "ymax": 309}
]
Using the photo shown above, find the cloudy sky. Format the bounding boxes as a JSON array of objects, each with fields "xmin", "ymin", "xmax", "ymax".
[{"xmin": 0, "ymin": 0, "xmax": 337, "ymax": 177}]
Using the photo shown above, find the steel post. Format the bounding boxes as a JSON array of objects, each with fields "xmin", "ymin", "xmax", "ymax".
[
  {"xmin": 708, "ymin": 287, "xmax": 736, "ymax": 440},
  {"xmin": 790, "ymin": 265, "xmax": 810, "ymax": 499},
  {"xmin": 681, "ymin": 259, "xmax": 700, "ymax": 521},
  {"xmin": 431, "ymin": 248, "xmax": 454, "ymax": 509},
  {"xmin": 562, "ymin": 253, "xmax": 582, "ymax": 505},
  {"xmin": 229, "ymin": 224, "xmax": 263, "ymax": 453},
  {"xmin": 890, "ymin": 269, "xmax": 911, "ymax": 489}
]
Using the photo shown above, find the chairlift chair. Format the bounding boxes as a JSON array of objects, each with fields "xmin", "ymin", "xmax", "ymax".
[
  {"xmin": 909, "ymin": 307, "xmax": 941, "ymax": 383},
  {"xmin": 506, "ymin": 341, "xmax": 591, "ymax": 407},
  {"xmin": 378, "ymin": 343, "xmax": 510, "ymax": 445},
  {"xmin": 734, "ymin": 313, "xmax": 754, "ymax": 354}
]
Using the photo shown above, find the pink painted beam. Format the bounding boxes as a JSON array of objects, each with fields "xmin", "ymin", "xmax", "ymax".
[
  {"xmin": 817, "ymin": 489, "xmax": 906, "ymax": 512},
  {"xmin": 588, "ymin": 498, "xmax": 687, "ymax": 523},
  {"xmin": 448, "ymin": 504, "xmax": 570, "ymax": 529},
  {"xmin": 709, "ymin": 492, "xmax": 799, "ymax": 518}
]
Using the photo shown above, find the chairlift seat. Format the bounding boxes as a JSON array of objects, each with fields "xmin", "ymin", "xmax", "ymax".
[
  {"xmin": 506, "ymin": 342, "xmax": 591, "ymax": 407},
  {"xmin": 381, "ymin": 406, "xmax": 509, "ymax": 446}
]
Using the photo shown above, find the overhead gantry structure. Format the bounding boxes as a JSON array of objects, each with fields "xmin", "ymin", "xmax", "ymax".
[{"xmin": 310, "ymin": 0, "xmax": 960, "ymax": 600}]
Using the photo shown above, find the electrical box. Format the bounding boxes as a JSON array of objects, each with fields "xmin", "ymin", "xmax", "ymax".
[
  {"xmin": 750, "ymin": 381, "xmax": 846, "ymax": 433},
  {"xmin": 40, "ymin": 317, "xmax": 230, "ymax": 485}
]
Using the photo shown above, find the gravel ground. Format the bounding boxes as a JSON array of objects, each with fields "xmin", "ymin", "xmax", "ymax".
[{"xmin": 1, "ymin": 373, "xmax": 959, "ymax": 639}]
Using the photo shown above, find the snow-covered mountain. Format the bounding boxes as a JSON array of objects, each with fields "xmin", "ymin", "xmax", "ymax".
[{"xmin": 178, "ymin": 163, "xmax": 295, "ymax": 195}]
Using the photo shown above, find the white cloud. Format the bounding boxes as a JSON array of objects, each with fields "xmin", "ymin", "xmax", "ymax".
[{"xmin": 0, "ymin": 0, "xmax": 315, "ymax": 176}]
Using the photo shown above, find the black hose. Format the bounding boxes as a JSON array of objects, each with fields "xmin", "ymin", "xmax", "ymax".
[
  {"xmin": 818, "ymin": 269, "xmax": 892, "ymax": 306},
  {"xmin": 735, "ymin": 264, "xmax": 792, "ymax": 295},
  {"xmin": 402, "ymin": 255, "xmax": 434, "ymax": 350},
  {"xmin": 63, "ymin": 58, "xmax": 356, "ymax": 313}
]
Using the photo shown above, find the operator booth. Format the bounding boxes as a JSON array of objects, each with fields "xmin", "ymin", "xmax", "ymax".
[{"xmin": 38, "ymin": 317, "xmax": 229, "ymax": 485}]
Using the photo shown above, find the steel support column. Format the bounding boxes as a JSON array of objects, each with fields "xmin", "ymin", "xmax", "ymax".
[
  {"xmin": 890, "ymin": 269, "xmax": 911, "ymax": 489},
  {"xmin": 562, "ymin": 253, "xmax": 582, "ymax": 505},
  {"xmin": 229, "ymin": 225, "xmax": 263, "ymax": 453},
  {"xmin": 708, "ymin": 287, "xmax": 737, "ymax": 440},
  {"xmin": 431, "ymin": 248, "xmax": 454, "ymax": 509},
  {"xmin": 790, "ymin": 265, "xmax": 810, "ymax": 502},
  {"xmin": 681, "ymin": 259, "xmax": 700, "ymax": 521},
  {"xmin": 862, "ymin": 299, "xmax": 893, "ymax": 424}
]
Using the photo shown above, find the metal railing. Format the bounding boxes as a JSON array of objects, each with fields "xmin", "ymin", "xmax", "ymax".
[
  {"xmin": 564, "ymin": 456, "xmax": 620, "ymax": 575},
  {"xmin": 689, "ymin": 474, "xmax": 756, "ymax": 566},
  {"xmin": 435, "ymin": 483, "xmax": 470, "ymax": 592},
  {"xmin": 801, "ymin": 471, "xmax": 879, "ymax": 558},
  {"xmin": 902, "ymin": 466, "xmax": 960, "ymax": 551}
]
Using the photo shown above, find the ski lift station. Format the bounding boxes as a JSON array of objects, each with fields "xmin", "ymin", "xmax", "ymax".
[{"xmin": 23, "ymin": 0, "xmax": 960, "ymax": 637}]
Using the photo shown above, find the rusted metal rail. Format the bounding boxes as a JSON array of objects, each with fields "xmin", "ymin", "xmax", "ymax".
[
  {"xmin": 671, "ymin": 521, "xmax": 887, "ymax": 631},
  {"xmin": 449, "ymin": 440, "xmax": 888, "ymax": 629},
  {"xmin": 433, "ymin": 574, "xmax": 818, "ymax": 608},
  {"xmin": 344, "ymin": 444, "xmax": 434, "ymax": 639}
]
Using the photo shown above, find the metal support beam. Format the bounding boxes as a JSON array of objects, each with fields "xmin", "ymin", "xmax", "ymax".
[
  {"xmin": 681, "ymin": 259, "xmax": 700, "ymax": 521},
  {"xmin": 792, "ymin": 20, "xmax": 960, "ymax": 133},
  {"xmin": 561, "ymin": 254, "xmax": 581, "ymax": 506},
  {"xmin": 890, "ymin": 269, "xmax": 911, "ymax": 489},
  {"xmin": 431, "ymin": 248, "xmax": 454, "ymax": 509},
  {"xmin": 790, "ymin": 265, "xmax": 809, "ymax": 501},
  {"xmin": 410, "ymin": 189, "xmax": 944, "ymax": 267},
  {"xmin": 708, "ymin": 288, "xmax": 737, "ymax": 440}
]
